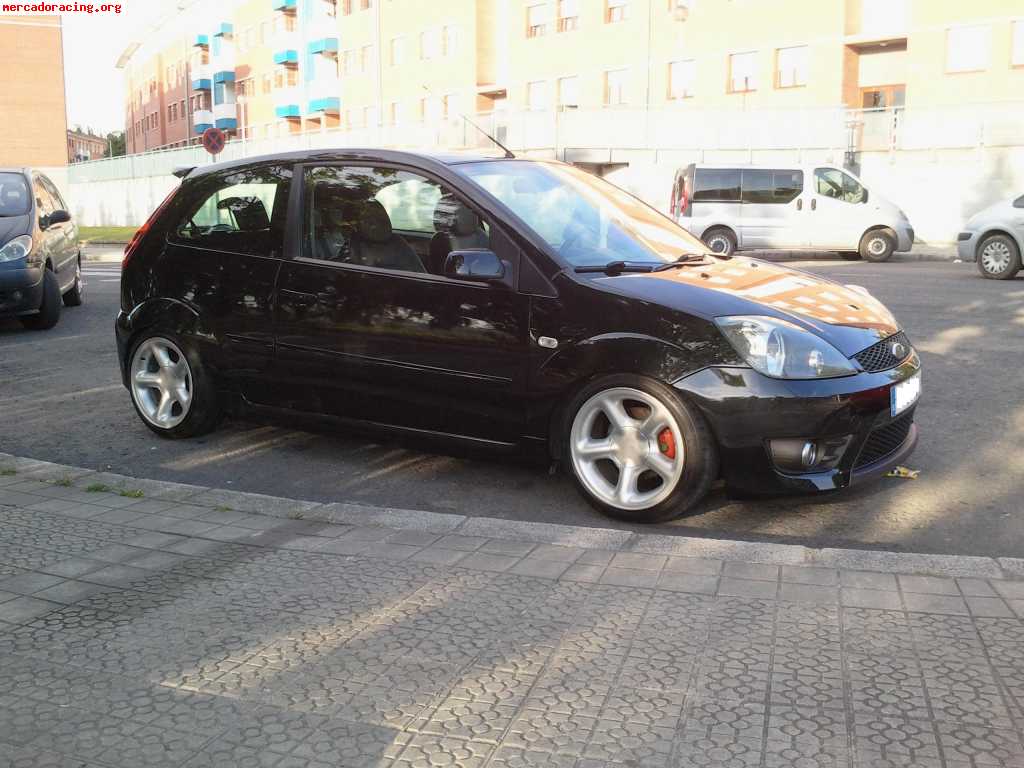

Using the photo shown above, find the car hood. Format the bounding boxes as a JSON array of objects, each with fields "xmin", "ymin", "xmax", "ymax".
[
  {"xmin": 593, "ymin": 257, "xmax": 901, "ymax": 356},
  {"xmin": 0, "ymin": 215, "xmax": 30, "ymax": 247},
  {"xmin": 966, "ymin": 197, "xmax": 1019, "ymax": 227}
]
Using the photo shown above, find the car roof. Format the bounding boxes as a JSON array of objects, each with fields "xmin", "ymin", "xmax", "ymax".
[
  {"xmin": 0, "ymin": 168, "xmax": 30, "ymax": 176},
  {"xmin": 180, "ymin": 148, "xmax": 521, "ymax": 181},
  {"xmin": 685, "ymin": 162, "xmax": 834, "ymax": 171}
]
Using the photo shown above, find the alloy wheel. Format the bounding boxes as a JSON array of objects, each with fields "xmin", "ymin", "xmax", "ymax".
[
  {"xmin": 980, "ymin": 240, "xmax": 1012, "ymax": 274},
  {"xmin": 569, "ymin": 387, "xmax": 685, "ymax": 511},
  {"xmin": 130, "ymin": 337, "xmax": 193, "ymax": 429}
]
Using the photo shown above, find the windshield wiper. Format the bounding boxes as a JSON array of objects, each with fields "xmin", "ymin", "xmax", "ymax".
[
  {"xmin": 653, "ymin": 253, "xmax": 713, "ymax": 271},
  {"xmin": 574, "ymin": 261, "xmax": 656, "ymax": 276}
]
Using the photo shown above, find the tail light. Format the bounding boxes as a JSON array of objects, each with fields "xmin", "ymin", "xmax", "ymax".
[{"xmin": 122, "ymin": 186, "xmax": 180, "ymax": 268}]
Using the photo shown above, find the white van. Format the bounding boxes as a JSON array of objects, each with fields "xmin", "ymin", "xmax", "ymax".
[{"xmin": 670, "ymin": 164, "xmax": 914, "ymax": 262}]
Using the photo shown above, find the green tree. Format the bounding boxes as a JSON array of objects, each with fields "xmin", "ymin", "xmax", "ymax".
[{"xmin": 104, "ymin": 132, "xmax": 126, "ymax": 158}]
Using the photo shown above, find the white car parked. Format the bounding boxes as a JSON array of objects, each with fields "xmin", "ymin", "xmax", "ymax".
[
  {"xmin": 957, "ymin": 194, "xmax": 1024, "ymax": 280},
  {"xmin": 670, "ymin": 163, "xmax": 915, "ymax": 262}
]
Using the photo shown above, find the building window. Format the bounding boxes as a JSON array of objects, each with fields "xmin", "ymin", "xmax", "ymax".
[
  {"xmin": 387, "ymin": 101, "xmax": 401, "ymax": 125},
  {"xmin": 1014, "ymin": 21, "xmax": 1024, "ymax": 67},
  {"xmin": 775, "ymin": 45, "xmax": 808, "ymax": 88},
  {"xmin": 274, "ymin": 65, "xmax": 298, "ymax": 88},
  {"xmin": 259, "ymin": 21, "xmax": 268, "ymax": 44},
  {"xmin": 606, "ymin": 0, "xmax": 628, "ymax": 23},
  {"xmin": 557, "ymin": 75, "xmax": 579, "ymax": 107},
  {"xmin": 180, "ymin": 99, "xmax": 186, "ymax": 116},
  {"xmin": 420, "ymin": 28, "xmax": 440, "ymax": 59},
  {"xmin": 527, "ymin": 3, "xmax": 549, "ymax": 37},
  {"xmin": 729, "ymin": 50, "xmax": 758, "ymax": 92},
  {"xmin": 443, "ymin": 25, "xmax": 458, "ymax": 55},
  {"xmin": 360, "ymin": 0, "xmax": 372, "ymax": 8},
  {"xmin": 341, "ymin": 49, "xmax": 354, "ymax": 75},
  {"xmin": 168, "ymin": 105, "xmax": 174, "ymax": 122},
  {"xmin": 526, "ymin": 80, "xmax": 549, "ymax": 110},
  {"xmin": 360, "ymin": 44, "xmax": 374, "ymax": 72},
  {"xmin": 668, "ymin": 59, "xmax": 695, "ymax": 99},
  {"xmin": 389, "ymin": 36, "xmax": 404, "ymax": 66},
  {"xmin": 340, "ymin": 0, "xmax": 352, "ymax": 14},
  {"xmin": 261, "ymin": 74, "xmax": 272, "ymax": 94},
  {"xmin": 946, "ymin": 25, "xmax": 990, "ymax": 72},
  {"xmin": 604, "ymin": 68, "xmax": 628, "ymax": 105},
  {"xmin": 557, "ymin": 0, "xmax": 578, "ymax": 31}
]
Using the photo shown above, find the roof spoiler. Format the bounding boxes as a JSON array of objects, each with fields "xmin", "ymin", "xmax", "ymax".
[{"xmin": 172, "ymin": 166, "xmax": 196, "ymax": 179}]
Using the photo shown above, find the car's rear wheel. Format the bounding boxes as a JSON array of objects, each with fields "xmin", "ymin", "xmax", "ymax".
[
  {"xmin": 702, "ymin": 227, "xmax": 736, "ymax": 256},
  {"xmin": 19, "ymin": 269, "xmax": 61, "ymax": 330},
  {"xmin": 564, "ymin": 375, "xmax": 717, "ymax": 523},
  {"xmin": 62, "ymin": 258, "xmax": 83, "ymax": 307},
  {"xmin": 859, "ymin": 230, "xmax": 895, "ymax": 262},
  {"xmin": 976, "ymin": 234, "xmax": 1021, "ymax": 280},
  {"xmin": 128, "ymin": 334, "xmax": 220, "ymax": 438}
]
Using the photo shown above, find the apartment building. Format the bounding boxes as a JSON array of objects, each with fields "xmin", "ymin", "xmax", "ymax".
[
  {"xmin": 120, "ymin": 0, "xmax": 1024, "ymax": 155},
  {"xmin": 67, "ymin": 130, "xmax": 108, "ymax": 163},
  {"xmin": 0, "ymin": 15, "xmax": 68, "ymax": 167}
]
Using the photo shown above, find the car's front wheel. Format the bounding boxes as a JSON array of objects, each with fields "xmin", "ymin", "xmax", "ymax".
[
  {"xmin": 859, "ymin": 230, "xmax": 895, "ymax": 262},
  {"xmin": 702, "ymin": 227, "xmax": 737, "ymax": 256},
  {"xmin": 976, "ymin": 234, "xmax": 1021, "ymax": 280},
  {"xmin": 564, "ymin": 375, "xmax": 718, "ymax": 523},
  {"xmin": 19, "ymin": 269, "xmax": 61, "ymax": 330},
  {"xmin": 128, "ymin": 334, "xmax": 221, "ymax": 438}
]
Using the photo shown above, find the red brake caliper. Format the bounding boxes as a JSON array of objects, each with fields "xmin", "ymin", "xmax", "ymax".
[{"xmin": 657, "ymin": 428, "xmax": 676, "ymax": 460}]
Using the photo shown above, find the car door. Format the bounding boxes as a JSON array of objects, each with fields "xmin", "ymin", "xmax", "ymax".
[
  {"xmin": 30, "ymin": 176, "xmax": 65, "ymax": 274},
  {"xmin": 160, "ymin": 163, "xmax": 292, "ymax": 399},
  {"xmin": 38, "ymin": 175, "xmax": 78, "ymax": 288},
  {"xmin": 274, "ymin": 162, "xmax": 531, "ymax": 443},
  {"xmin": 739, "ymin": 169, "xmax": 804, "ymax": 249},
  {"xmin": 809, "ymin": 167, "xmax": 865, "ymax": 250}
]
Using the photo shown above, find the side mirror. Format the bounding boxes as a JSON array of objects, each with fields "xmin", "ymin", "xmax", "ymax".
[
  {"xmin": 444, "ymin": 249, "xmax": 505, "ymax": 282},
  {"xmin": 861, "ymin": 189, "xmax": 869, "ymax": 204},
  {"xmin": 47, "ymin": 210, "xmax": 71, "ymax": 226}
]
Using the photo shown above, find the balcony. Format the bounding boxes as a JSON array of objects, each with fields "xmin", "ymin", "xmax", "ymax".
[
  {"xmin": 193, "ymin": 109, "xmax": 214, "ymax": 134},
  {"xmin": 213, "ymin": 69, "xmax": 236, "ymax": 84},
  {"xmin": 214, "ymin": 22, "xmax": 233, "ymax": 38},
  {"xmin": 273, "ymin": 44, "xmax": 299, "ymax": 65},
  {"xmin": 847, "ymin": 0, "xmax": 908, "ymax": 45},
  {"xmin": 308, "ymin": 37, "xmax": 339, "ymax": 55},
  {"xmin": 191, "ymin": 64, "xmax": 211, "ymax": 91},
  {"xmin": 193, "ymin": 34, "xmax": 208, "ymax": 48},
  {"xmin": 274, "ymin": 88, "xmax": 301, "ymax": 119},
  {"xmin": 272, "ymin": 0, "xmax": 296, "ymax": 9},
  {"xmin": 213, "ymin": 102, "xmax": 237, "ymax": 130}
]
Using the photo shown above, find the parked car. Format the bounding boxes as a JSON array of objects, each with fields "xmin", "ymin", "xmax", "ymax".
[
  {"xmin": 957, "ymin": 194, "xmax": 1024, "ymax": 280},
  {"xmin": 0, "ymin": 168, "xmax": 83, "ymax": 329},
  {"xmin": 115, "ymin": 150, "xmax": 920, "ymax": 522},
  {"xmin": 670, "ymin": 163, "xmax": 915, "ymax": 262}
]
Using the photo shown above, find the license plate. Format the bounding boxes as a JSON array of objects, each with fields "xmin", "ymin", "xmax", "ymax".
[{"xmin": 891, "ymin": 372, "xmax": 921, "ymax": 417}]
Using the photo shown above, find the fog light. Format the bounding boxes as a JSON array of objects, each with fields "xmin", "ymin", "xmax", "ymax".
[
  {"xmin": 769, "ymin": 436, "xmax": 853, "ymax": 474},
  {"xmin": 10, "ymin": 290, "xmax": 21, "ymax": 302},
  {"xmin": 800, "ymin": 441, "xmax": 818, "ymax": 467}
]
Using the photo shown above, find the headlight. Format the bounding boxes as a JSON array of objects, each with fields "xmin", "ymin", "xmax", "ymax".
[
  {"xmin": 0, "ymin": 235, "xmax": 32, "ymax": 263},
  {"xmin": 715, "ymin": 315, "xmax": 857, "ymax": 379}
]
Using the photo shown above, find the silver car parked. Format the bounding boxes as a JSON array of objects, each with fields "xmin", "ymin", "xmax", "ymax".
[{"xmin": 958, "ymin": 194, "xmax": 1024, "ymax": 280}]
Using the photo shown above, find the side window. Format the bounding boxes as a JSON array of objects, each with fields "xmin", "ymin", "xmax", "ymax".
[
  {"xmin": 304, "ymin": 165, "xmax": 490, "ymax": 276},
  {"xmin": 815, "ymin": 168, "xmax": 864, "ymax": 204},
  {"xmin": 32, "ymin": 178, "xmax": 56, "ymax": 217},
  {"xmin": 773, "ymin": 170, "xmax": 803, "ymax": 203},
  {"xmin": 39, "ymin": 176, "xmax": 67, "ymax": 211},
  {"xmin": 1014, "ymin": 194, "xmax": 1024, "ymax": 209},
  {"xmin": 692, "ymin": 169, "xmax": 740, "ymax": 202},
  {"xmin": 742, "ymin": 170, "xmax": 803, "ymax": 204},
  {"xmin": 171, "ymin": 165, "xmax": 291, "ymax": 257}
]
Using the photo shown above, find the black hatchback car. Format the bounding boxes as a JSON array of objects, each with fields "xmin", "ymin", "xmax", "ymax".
[
  {"xmin": 0, "ymin": 168, "xmax": 83, "ymax": 329},
  {"xmin": 116, "ymin": 150, "xmax": 920, "ymax": 522}
]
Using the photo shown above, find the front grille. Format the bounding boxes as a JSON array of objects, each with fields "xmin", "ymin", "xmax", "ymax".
[
  {"xmin": 853, "ymin": 332, "xmax": 912, "ymax": 373},
  {"xmin": 854, "ymin": 412, "xmax": 913, "ymax": 468}
]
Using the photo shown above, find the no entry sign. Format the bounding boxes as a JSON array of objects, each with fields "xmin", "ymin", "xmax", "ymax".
[{"xmin": 202, "ymin": 127, "xmax": 226, "ymax": 156}]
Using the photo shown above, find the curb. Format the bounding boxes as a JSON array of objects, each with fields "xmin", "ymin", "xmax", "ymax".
[{"xmin": 1, "ymin": 452, "xmax": 1019, "ymax": 581}]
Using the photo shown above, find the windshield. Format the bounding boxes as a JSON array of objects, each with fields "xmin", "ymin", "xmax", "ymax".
[
  {"xmin": 0, "ymin": 172, "xmax": 30, "ymax": 217},
  {"xmin": 456, "ymin": 160, "xmax": 707, "ymax": 266}
]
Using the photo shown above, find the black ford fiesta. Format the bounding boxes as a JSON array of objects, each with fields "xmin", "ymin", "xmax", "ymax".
[{"xmin": 115, "ymin": 150, "xmax": 920, "ymax": 522}]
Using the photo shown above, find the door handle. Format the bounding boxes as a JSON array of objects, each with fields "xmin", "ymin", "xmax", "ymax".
[
  {"xmin": 811, "ymin": 198, "xmax": 817, "ymax": 211},
  {"xmin": 797, "ymin": 199, "xmax": 803, "ymax": 211}
]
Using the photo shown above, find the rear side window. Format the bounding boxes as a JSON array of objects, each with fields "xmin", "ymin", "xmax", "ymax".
[
  {"xmin": 0, "ymin": 172, "xmax": 30, "ymax": 216},
  {"xmin": 32, "ymin": 177, "xmax": 57, "ymax": 217},
  {"xmin": 692, "ymin": 169, "xmax": 740, "ymax": 202},
  {"xmin": 39, "ymin": 175, "xmax": 67, "ymax": 211},
  {"xmin": 741, "ymin": 169, "xmax": 803, "ymax": 204},
  {"xmin": 1014, "ymin": 194, "xmax": 1024, "ymax": 209},
  {"xmin": 170, "ymin": 165, "xmax": 292, "ymax": 257}
]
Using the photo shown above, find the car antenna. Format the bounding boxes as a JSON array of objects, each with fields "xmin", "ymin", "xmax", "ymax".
[{"xmin": 461, "ymin": 114, "xmax": 515, "ymax": 159}]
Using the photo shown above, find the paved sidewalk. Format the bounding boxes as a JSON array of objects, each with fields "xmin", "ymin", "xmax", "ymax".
[{"xmin": 0, "ymin": 461, "xmax": 1022, "ymax": 767}]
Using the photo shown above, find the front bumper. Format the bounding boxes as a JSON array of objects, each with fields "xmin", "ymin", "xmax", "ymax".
[
  {"xmin": 0, "ymin": 266, "xmax": 44, "ymax": 316},
  {"xmin": 957, "ymin": 231, "xmax": 978, "ymax": 261},
  {"xmin": 895, "ymin": 224, "xmax": 915, "ymax": 253},
  {"xmin": 674, "ymin": 355, "xmax": 921, "ymax": 495}
]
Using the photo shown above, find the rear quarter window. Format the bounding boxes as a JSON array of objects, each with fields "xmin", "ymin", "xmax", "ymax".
[{"xmin": 693, "ymin": 169, "xmax": 740, "ymax": 203}]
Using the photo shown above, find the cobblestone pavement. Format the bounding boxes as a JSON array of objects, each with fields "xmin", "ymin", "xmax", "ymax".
[{"xmin": 1, "ymin": 468, "xmax": 1023, "ymax": 768}]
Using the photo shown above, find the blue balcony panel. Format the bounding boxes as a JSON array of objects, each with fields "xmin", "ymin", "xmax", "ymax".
[
  {"xmin": 308, "ymin": 37, "xmax": 339, "ymax": 55},
  {"xmin": 275, "ymin": 104, "xmax": 301, "ymax": 118},
  {"xmin": 308, "ymin": 97, "xmax": 341, "ymax": 114},
  {"xmin": 215, "ymin": 117, "xmax": 238, "ymax": 130},
  {"xmin": 273, "ymin": 49, "xmax": 298, "ymax": 65},
  {"xmin": 213, "ymin": 70, "xmax": 236, "ymax": 84},
  {"xmin": 193, "ymin": 123, "xmax": 213, "ymax": 135},
  {"xmin": 193, "ymin": 34, "xmax": 208, "ymax": 47},
  {"xmin": 272, "ymin": 0, "xmax": 297, "ymax": 8},
  {"xmin": 214, "ymin": 22, "xmax": 233, "ymax": 37},
  {"xmin": 192, "ymin": 78, "xmax": 212, "ymax": 91}
]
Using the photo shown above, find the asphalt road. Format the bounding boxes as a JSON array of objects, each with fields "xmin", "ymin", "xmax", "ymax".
[{"xmin": 1, "ymin": 255, "xmax": 1021, "ymax": 557}]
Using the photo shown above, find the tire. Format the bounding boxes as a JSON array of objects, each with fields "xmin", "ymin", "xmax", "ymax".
[
  {"xmin": 702, "ymin": 227, "xmax": 737, "ymax": 256},
  {"xmin": 19, "ymin": 269, "xmax": 61, "ymax": 330},
  {"xmin": 839, "ymin": 251, "xmax": 862, "ymax": 261},
  {"xmin": 563, "ymin": 374, "xmax": 718, "ymax": 523},
  {"xmin": 62, "ymin": 257, "xmax": 83, "ymax": 307},
  {"xmin": 127, "ymin": 333, "xmax": 221, "ymax": 438},
  {"xmin": 976, "ymin": 234, "xmax": 1021, "ymax": 280},
  {"xmin": 859, "ymin": 230, "xmax": 895, "ymax": 263}
]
